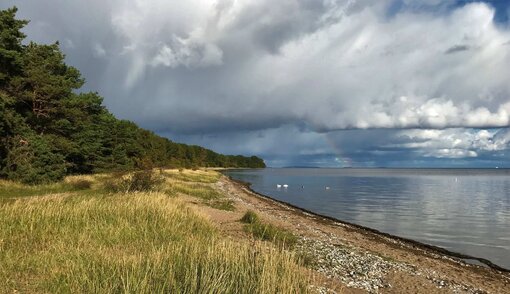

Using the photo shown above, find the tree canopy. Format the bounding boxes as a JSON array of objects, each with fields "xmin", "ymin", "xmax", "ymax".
[{"xmin": 0, "ymin": 7, "xmax": 265, "ymax": 184}]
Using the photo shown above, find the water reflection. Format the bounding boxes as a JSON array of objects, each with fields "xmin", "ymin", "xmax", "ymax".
[{"xmin": 225, "ymin": 168, "xmax": 510, "ymax": 269}]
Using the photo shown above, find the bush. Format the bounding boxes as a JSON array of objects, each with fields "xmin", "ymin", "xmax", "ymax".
[
  {"xmin": 103, "ymin": 170, "xmax": 165, "ymax": 193},
  {"xmin": 128, "ymin": 170, "xmax": 164, "ymax": 192},
  {"xmin": 240, "ymin": 210, "xmax": 259, "ymax": 224}
]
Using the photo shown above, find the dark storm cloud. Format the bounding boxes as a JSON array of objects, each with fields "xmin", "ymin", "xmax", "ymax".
[
  {"xmin": 6, "ymin": 0, "xmax": 510, "ymax": 131},
  {"xmin": 3, "ymin": 0, "xmax": 510, "ymax": 166}
]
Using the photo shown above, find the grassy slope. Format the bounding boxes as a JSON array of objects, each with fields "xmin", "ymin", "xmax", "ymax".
[{"xmin": 0, "ymin": 170, "xmax": 310, "ymax": 293}]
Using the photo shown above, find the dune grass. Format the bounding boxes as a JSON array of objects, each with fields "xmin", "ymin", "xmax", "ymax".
[
  {"xmin": 164, "ymin": 169, "xmax": 221, "ymax": 184},
  {"xmin": 0, "ymin": 171, "xmax": 310, "ymax": 293},
  {"xmin": 0, "ymin": 180, "xmax": 86, "ymax": 200},
  {"xmin": 0, "ymin": 174, "xmax": 104, "ymax": 201},
  {"xmin": 168, "ymin": 182, "xmax": 222, "ymax": 200},
  {"xmin": 208, "ymin": 199, "xmax": 236, "ymax": 211},
  {"xmin": 166, "ymin": 174, "xmax": 234, "ymax": 211},
  {"xmin": 240, "ymin": 210, "xmax": 298, "ymax": 248}
]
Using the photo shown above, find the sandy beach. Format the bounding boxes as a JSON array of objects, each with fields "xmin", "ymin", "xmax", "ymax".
[{"xmin": 185, "ymin": 175, "xmax": 510, "ymax": 293}]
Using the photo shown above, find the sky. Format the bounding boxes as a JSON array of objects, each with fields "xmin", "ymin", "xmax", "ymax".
[{"xmin": 3, "ymin": 0, "xmax": 510, "ymax": 168}]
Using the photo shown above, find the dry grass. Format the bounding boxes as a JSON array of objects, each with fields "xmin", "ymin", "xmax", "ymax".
[
  {"xmin": 164, "ymin": 169, "xmax": 221, "ymax": 184},
  {"xmin": 0, "ymin": 170, "xmax": 311, "ymax": 293}
]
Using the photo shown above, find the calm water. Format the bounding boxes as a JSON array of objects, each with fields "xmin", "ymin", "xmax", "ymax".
[{"xmin": 224, "ymin": 168, "xmax": 510, "ymax": 269}]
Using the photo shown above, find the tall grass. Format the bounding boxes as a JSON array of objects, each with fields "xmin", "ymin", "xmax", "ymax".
[
  {"xmin": 168, "ymin": 182, "xmax": 222, "ymax": 200},
  {"xmin": 0, "ymin": 179, "xmax": 90, "ymax": 200},
  {"xmin": 167, "ymin": 179, "xmax": 235, "ymax": 211},
  {"xmin": 241, "ymin": 211, "xmax": 298, "ymax": 248},
  {"xmin": 0, "ymin": 187, "xmax": 309, "ymax": 292}
]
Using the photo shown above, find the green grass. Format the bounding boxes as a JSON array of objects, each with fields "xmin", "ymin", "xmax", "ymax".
[
  {"xmin": 168, "ymin": 182, "xmax": 222, "ymax": 200},
  {"xmin": 167, "ymin": 179, "xmax": 234, "ymax": 211},
  {"xmin": 240, "ymin": 211, "xmax": 298, "ymax": 248},
  {"xmin": 0, "ymin": 171, "xmax": 310, "ymax": 293},
  {"xmin": 240, "ymin": 210, "xmax": 259, "ymax": 224},
  {"xmin": 0, "ymin": 179, "xmax": 89, "ymax": 200},
  {"xmin": 208, "ymin": 199, "xmax": 236, "ymax": 211}
]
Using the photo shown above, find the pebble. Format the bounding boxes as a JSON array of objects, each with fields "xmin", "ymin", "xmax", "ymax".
[{"xmin": 297, "ymin": 237, "xmax": 486, "ymax": 294}]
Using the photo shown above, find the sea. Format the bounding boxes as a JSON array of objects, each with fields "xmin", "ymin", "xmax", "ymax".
[{"xmin": 224, "ymin": 168, "xmax": 510, "ymax": 269}]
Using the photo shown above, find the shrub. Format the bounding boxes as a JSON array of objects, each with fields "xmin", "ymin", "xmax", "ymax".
[
  {"xmin": 240, "ymin": 210, "xmax": 259, "ymax": 224},
  {"xmin": 128, "ymin": 170, "xmax": 164, "ymax": 192},
  {"xmin": 103, "ymin": 170, "xmax": 165, "ymax": 193}
]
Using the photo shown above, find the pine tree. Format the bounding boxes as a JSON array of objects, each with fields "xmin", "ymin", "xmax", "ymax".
[{"xmin": 0, "ymin": 6, "xmax": 265, "ymax": 184}]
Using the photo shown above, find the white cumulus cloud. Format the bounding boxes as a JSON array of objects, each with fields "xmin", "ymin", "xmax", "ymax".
[{"xmin": 396, "ymin": 128, "xmax": 510, "ymax": 158}]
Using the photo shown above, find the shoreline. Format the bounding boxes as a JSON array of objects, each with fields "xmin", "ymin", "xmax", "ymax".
[
  {"xmin": 203, "ymin": 173, "xmax": 510, "ymax": 292},
  {"xmin": 224, "ymin": 176, "xmax": 509, "ymax": 273}
]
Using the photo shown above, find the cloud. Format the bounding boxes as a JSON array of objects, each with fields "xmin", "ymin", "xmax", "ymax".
[
  {"xmin": 395, "ymin": 128, "xmax": 510, "ymax": 158},
  {"xmin": 7, "ymin": 1, "xmax": 510, "ymax": 132},
  {"xmin": 163, "ymin": 124, "xmax": 331, "ymax": 157},
  {"xmin": 444, "ymin": 44, "xmax": 470, "ymax": 54},
  {"xmin": 93, "ymin": 43, "xmax": 106, "ymax": 57},
  {"xmin": 3, "ymin": 0, "xmax": 510, "ymax": 166},
  {"xmin": 428, "ymin": 149, "xmax": 478, "ymax": 158},
  {"xmin": 150, "ymin": 38, "xmax": 223, "ymax": 69}
]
